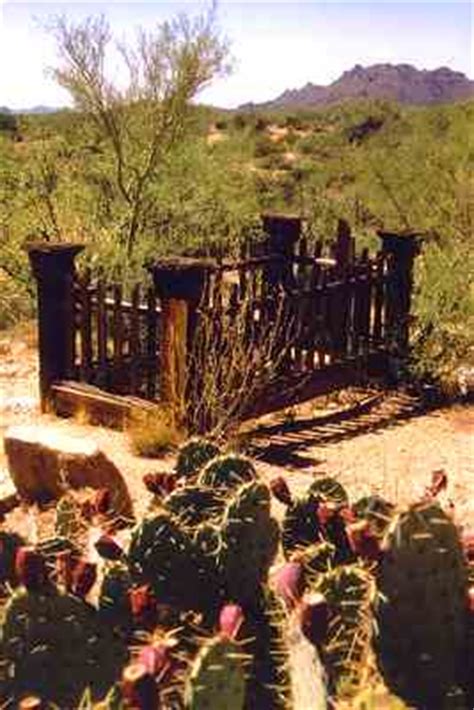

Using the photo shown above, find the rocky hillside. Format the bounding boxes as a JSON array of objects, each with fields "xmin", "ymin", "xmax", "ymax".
[{"xmin": 242, "ymin": 64, "xmax": 474, "ymax": 109}]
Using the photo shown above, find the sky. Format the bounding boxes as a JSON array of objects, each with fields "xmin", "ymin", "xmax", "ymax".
[{"xmin": 0, "ymin": 0, "xmax": 472, "ymax": 109}]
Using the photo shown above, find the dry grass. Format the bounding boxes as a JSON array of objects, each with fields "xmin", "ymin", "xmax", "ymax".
[{"xmin": 127, "ymin": 405, "xmax": 183, "ymax": 458}]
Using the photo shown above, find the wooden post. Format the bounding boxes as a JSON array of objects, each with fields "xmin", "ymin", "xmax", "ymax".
[
  {"xmin": 27, "ymin": 243, "xmax": 84, "ymax": 412},
  {"xmin": 377, "ymin": 230, "xmax": 422, "ymax": 354},
  {"xmin": 261, "ymin": 213, "xmax": 301, "ymax": 289},
  {"xmin": 149, "ymin": 257, "xmax": 214, "ymax": 426}
]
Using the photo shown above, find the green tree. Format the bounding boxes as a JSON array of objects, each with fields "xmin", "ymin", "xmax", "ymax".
[{"xmin": 49, "ymin": 7, "xmax": 229, "ymax": 256}]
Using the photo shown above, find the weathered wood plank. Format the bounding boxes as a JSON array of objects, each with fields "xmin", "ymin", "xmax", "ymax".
[{"xmin": 146, "ymin": 287, "xmax": 158, "ymax": 399}]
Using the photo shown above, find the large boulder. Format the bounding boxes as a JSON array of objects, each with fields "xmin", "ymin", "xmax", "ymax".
[{"xmin": 3, "ymin": 425, "xmax": 133, "ymax": 518}]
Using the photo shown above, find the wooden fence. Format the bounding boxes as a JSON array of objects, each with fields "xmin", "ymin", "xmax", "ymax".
[
  {"xmin": 27, "ymin": 216, "xmax": 421, "ymax": 428},
  {"xmin": 72, "ymin": 274, "xmax": 160, "ymax": 399}
]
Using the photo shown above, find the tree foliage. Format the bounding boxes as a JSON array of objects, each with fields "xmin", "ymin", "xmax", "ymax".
[{"xmin": 48, "ymin": 7, "xmax": 229, "ymax": 255}]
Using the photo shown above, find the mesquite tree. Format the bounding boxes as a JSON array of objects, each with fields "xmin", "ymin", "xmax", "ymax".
[{"xmin": 49, "ymin": 6, "xmax": 229, "ymax": 256}]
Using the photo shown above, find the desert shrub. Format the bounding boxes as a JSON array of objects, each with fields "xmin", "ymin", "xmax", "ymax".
[
  {"xmin": 254, "ymin": 134, "xmax": 285, "ymax": 159},
  {"xmin": 128, "ymin": 406, "xmax": 182, "ymax": 457},
  {"xmin": 0, "ymin": 112, "xmax": 17, "ymax": 135},
  {"xmin": 411, "ymin": 240, "xmax": 474, "ymax": 392}
]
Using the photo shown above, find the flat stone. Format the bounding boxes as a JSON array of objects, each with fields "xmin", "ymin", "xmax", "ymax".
[
  {"xmin": 0, "ymin": 469, "xmax": 19, "ymax": 515},
  {"xmin": 3, "ymin": 424, "xmax": 133, "ymax": 518}
]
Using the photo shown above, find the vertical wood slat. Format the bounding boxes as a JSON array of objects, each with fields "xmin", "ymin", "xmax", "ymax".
[
  {"xmin": 129, "ymin": 284, "xmax": 141, "ymax": 395},
  {"xmin": 372, "ymin": 252, "xmax": 385, "ymax": 345},
  {"xmin": 359, "ymin": 249, "xmax": 372, "ymax": 357},
  {"xmin": 352, "ymin": 250, "xmax": 369, "ymax": 357},
  {"xmin": 96, "ymin": 278, "xmax": 107, "ymax": 381},
  {"xmin": 146, "ymin": 287, "xmax": 158, "ymax": 399},
  {"xmin": 297, "ymin": 236, "xmax": 308, "ymax": 287},
  {"xmin": 304, "ymin": 241, "xmax": 323, "ymax": 370},
  {"xmin": 112, "ymin": 283, "xmax": 123, "ymax": 387},
  {"xmin": 79, "ymin": 269, "xmax": 92, "ymax": 381},
  {"xmin": 316, "ymin": 271, "xmax": 328, "ymax": 367}
]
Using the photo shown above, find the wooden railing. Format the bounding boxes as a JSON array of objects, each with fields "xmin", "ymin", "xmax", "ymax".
[
  {"xmin": 27, "ymin": 216, "xmax": 421, "ymax": 426},
  {"xmin": 72, "ymin": 274, "xmax": 161, "ymax": 399}
]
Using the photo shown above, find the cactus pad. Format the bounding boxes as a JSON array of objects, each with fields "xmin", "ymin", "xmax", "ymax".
[
  {"xmin": 308, "ymin": 477, "xmax": 349, "ymax": 507},
  {"xmin": 281, "ymin": 493, "xmax": 323, "ymax": 557},
  {"xmin": 175, "ymin": 438, "xmax": 220, "ymax": 479},
  {"xmin": 1, "ymin": 587, "xmax": 127, "ymax": 705},
  {"xmin": 128, "ymin": 514, "xmax": 220, "ymax": 612},
  {"xmin": 219, "ymin": 482, "xmax": 279, "ymax": 607},
  {"xmin": 353, "ymin": 495, "xmax": 394, "ymax": 536},
  {"xmin": 375, "ymin": 502, "xmax": 468, "ymax": 707},
  {"xmin": 313, "ymin": 564, "xmax": 375, "ymax": 694},
  {"xmin": 198, "ymin": 455, "xmax": 257, "ymax": 491},
  {"xmin": 98, "ymin": 563, "xmax": 133, "ymax": 632},
  {"xmin": 0, "ymin": 530, "xmax": 25, "ymax": 584},
  {"xmin": 163, "ymin": 486, "xmax": 226, "ymax": 526},
  {"xmin": 184, "ymin": 636, "xmax": 247, "ymax": 710}
]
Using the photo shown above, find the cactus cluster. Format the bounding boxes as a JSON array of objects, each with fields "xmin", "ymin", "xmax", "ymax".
[
  {"xmin": 128, "ymin": 480, "xmax": 279, "ymax": 616},
  {"xmin": 2, "ymin": 439, "xmax": 473, "ymax": 710}
]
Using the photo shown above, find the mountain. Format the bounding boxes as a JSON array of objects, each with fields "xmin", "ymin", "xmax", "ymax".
[
  {"xmin": 241, "ymin": 64, "xmax": 474, "ymax": 110},
  {"xmin": 0, "ymin": 105, "xmax": 64, "ymax": 115}
]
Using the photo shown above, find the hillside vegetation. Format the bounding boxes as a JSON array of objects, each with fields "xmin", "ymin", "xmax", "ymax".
[{"xmin": 0, "ymin": 98, "xmax": 473, "ymax": 388}]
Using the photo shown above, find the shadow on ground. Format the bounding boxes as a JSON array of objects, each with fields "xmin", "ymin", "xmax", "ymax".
[{"xmin": 246, "ymin": 389, "xmax": 435, "ymax": 469}]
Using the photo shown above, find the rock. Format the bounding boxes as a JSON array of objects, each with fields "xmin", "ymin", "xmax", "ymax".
[
  {"xmin": 3, "ymin": 425, "xmax": 133, "ymax": 518},
  {"xmin": 0, "ymin": 469, "xmax": 19, "ymax": 515}
]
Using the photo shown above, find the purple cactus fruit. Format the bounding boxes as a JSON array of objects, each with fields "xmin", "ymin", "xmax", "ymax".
[
  {"xmin": 272, "ymin": 561, "xmax": 304, "ymax": 608},
  {"xmin": 95, "ymin": 534, "xmax": 124, "ymax": 561},
  {"xmin": 299, "ymin": 592, "xmax": 329, "ymax": 647},
  {"xmin": 122, "ymin": 663, "xmax": 158, "ymax": 709},
  {"xmin": 219, "ymin": 603, "xmax": 245, "ymax": 640},
  {"xmin": 347, "ymin": 520, "xmax": 382, "ymax": 564},
  {"xmin": 15, "ymin": 548, "xmax": 47, "ymax": 591},
  {"xmin": 137, "ymin": 642, "xmax": 176, "ymax": 681},
  {"xmin": 462, "ymin": 531, "xmax": 474, "ymax": 563},
  {"xmin": 129, "ymin": 585, "xmax": 158, "ymax": 629},
  {"xmin": 316, "ymin": 501, "xmax": 337, "ymax": 526},
  {"xmin": 71, "ymin": 560, "xmax": 97, "ymax": 598},
  {"xmin": 269, "ymin": 476, "xmax": 293, "ymax": 505}
]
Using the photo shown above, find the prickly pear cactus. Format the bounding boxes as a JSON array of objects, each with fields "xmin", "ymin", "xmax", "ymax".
[
  {"xmin": 0, "ymin": 530, "xmax": 25, "ymax": 584},
  {"xmin": 313, "ymin": 564, "xmax": 375, "ymax": 695},
  {"xmin": 36, "ymin": 536, "xmax": 80, "ymax": 558},
  {"xmin": 308, "ymin": 477, "xmax": 349, "ymax": 507},
  {"xmin": 198, "ymin": 455, "xmax": 257, "ymax": 491},
  {"xmin": 163, "ymin": 486, "xmax": 226, "ymax": 526},
  {"xmin": 55, "ymin": 494, "xmax": 84, "ymax": 541},
  {"xmin": 176, "ymin": 438, "xmax": 220, "ymax": 479},
  {"xmin": 128, "ymin": 513, "xmax": 220, "ymax": 611},
  {"xmin": 282, "ymin": 493, "xmax": 322, "ymax": 557},
  {"xmin": 375, "ymin": 502, "xmax": 468, "ymax": 707},
  {"xmin": 98, "ymin": 563, "xmax": 133, "ymax": 633},
  {"xmin": 219, "ymin": 482, "xmax": 279, "ymax": 608},
  {"xmin": 1, "ymin": 587, "xmax": 128, "ymax": 705},
  {"xmin": 184, "ymin": 636, "xmax": 247, "ymax": 710},
  {"xmin": 352, "ymin": 495, "xmax": 394, "ymax": 536},
  {"xmin": 295, "ymin": 541, "xmax": 336, "ymax": 576},
  {"xmin": 245, "ymin": 589, "xmax": 327, "ymax": 710},
  {"xmin": 244, "ymin": 590, "xmax": 292, "ymax": 710}
]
